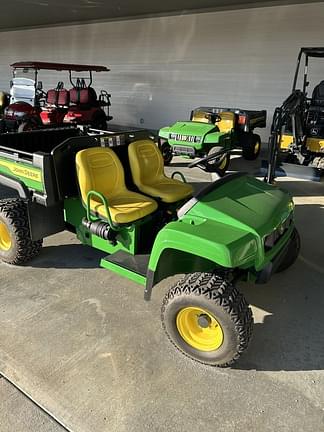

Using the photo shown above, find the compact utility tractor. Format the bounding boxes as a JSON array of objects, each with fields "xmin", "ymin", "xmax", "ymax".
[
  {"xmin": 158, "ymin": 106, "xmax": 266, "ymax": 174},
  {"xmin": 1, "ymin": 61, "xmax": 112, "ymax": 132},
  {"xmin": 0, "ymin": 127, "xmax": 299, "ymax": 367},
  {"xmin": 265, "ymin": 47, "xmax": 324, "ymax": 181}
]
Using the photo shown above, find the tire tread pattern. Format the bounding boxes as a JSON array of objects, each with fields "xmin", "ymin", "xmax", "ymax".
[
  {"xmin": 0, "ymin": 198, "xmax": 42, "ymax": 264},
  {"xmin": 161, "ymin": 272, "xmax": 253, "ymax": 367}
]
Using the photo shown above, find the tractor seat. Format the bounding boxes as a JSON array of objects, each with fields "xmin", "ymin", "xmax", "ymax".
[
  {"xmin": 128, "ymin": 140, "xmax": 193, "ymax": 203},
  {"xmin": 76, "ymin": 147, "xmax": 158, "ymax": 224}
]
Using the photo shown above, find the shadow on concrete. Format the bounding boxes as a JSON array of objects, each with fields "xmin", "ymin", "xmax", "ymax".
[
  {"xmin": 237, "ymin": 202, "xmax": 324, "ymax": 371},
  {"xmin": 30, "ymin": 244, "xmax": 105, "ymax": 269}
]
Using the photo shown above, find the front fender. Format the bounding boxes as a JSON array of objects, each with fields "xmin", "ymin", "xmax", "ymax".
[
  {"xmin": 149, "ymin": 219, "xmax": 257, "ymax": 270},
  {"xmin": 158, "ymin": 126, "xmax": 170, "ymax": 139},
  {"xmin": 144, "ymin": 219, "xmax": 258, "ymax": 299}
]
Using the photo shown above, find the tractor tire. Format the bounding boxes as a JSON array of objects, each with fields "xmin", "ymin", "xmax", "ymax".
[
  {"xmin": 0, "ymin": 199, "xmax": 43, "ymax": 265},
  {"xmin": 161, "ymin": 272, "xmax": 253, "ymax": 367},
  {"xmin": 242, "ymin": 133, "xmax": 261, "ymax": 160},
  {"xmin": 206, "ymin": 146, "xmax": 230, "ymax": 176},
  {"xmin": 275, "ymin": 228, "xmax": 301, "ymax": 273},
  {"xmin": 160, "ymin": 141, "xmax": 173, "ymax": 165}
]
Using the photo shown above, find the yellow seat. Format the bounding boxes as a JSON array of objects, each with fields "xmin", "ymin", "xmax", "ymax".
[
  {"xmin": 192, "ymin": 110, "xmax": 235, "ymax": 133},
  {"xmin": 76, "ymin": 147, "xmax": 158, "ymax": 224},
  {"xmin": 128, "ymin": 140, "xmax": 193, "ymax": 203},
  {"xmin": 217, "ymin": 111, "xmax": 235, "ymax": 133},
  {"xmin": 191, "ymin": 111, "xmax": 210, "ymax": 123}
]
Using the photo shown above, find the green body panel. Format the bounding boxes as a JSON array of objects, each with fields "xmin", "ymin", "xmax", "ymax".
[
  {"xmin": 63, "ymin": 176, "xmax": 294, "ymax": 289},
  {"xmin": 148, "ymin": 176, "xmax": 294, "ymax": 273},
  {"xmin": 159, "ymin": 122, "xmax": 234, "ymax": 155},
  {"xmin": 64, "ymin": 197, "xmax": 138, "ymax": 256},
  {"xmin": 100, "ymin": 258, "xmax": 146, "ymax": 286},
  {"xmin": 0, "ymin": 155, "xmax": 44, "ymax": 191}
]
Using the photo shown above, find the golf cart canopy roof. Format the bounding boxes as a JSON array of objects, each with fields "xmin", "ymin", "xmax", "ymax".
[
  {"xmin": 10, "ymin": 61, "xmax": 109, "ymax": 72},
  {"xmin": 299, "ymin": 47, "xmax": 324, "ymax": 58}
]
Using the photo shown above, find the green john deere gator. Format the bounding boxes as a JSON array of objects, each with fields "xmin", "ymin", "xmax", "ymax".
[
  {"xmin": 159, "ymin": 106, "xmax": 267, "ymax": 174},
  {"xmin": 0, "ymin": 127, "xmax": 300, "ymax": 367}
]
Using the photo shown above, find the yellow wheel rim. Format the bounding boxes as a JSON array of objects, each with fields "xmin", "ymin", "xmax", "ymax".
[
  {"xmin": 176, "ymin": 307, "xmax": 224, "ymax": 351},
  {"xmin": 0, "ymin": 220, "xmax": 12, "ymax": 251},
  {"xmin": 218, "ymin": 156, "xmax": 227, "ymax": 170},
  {"xmin": 254, "ymin": 140, "xmax": 261, "ymax": 155}
]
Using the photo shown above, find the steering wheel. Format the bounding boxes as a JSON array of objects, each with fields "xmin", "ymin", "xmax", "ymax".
[
  {"xmin": 188, "ymin": 147, "xmax": 229, "ymax": 171},
  {"xmin": 204, "ymin": 112, "xmax": 222, "ymax": 124}
]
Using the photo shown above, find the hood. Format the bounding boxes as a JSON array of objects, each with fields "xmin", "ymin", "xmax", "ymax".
[
  {"xmin": 163, "ymin": 121, "xmax": 217, "ymax": 137},
  {"xmin": 187, "ymin": 175, "xmax": 293, "ymax": 238}
]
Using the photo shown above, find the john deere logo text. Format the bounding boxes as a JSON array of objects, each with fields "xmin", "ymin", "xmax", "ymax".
[{"xmin": 0, "ymin": 158, "xmax": 42, "ymax": 183}]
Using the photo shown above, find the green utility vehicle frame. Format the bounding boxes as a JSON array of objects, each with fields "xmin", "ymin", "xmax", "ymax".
[
  {"xmin": 0, "ymin": 127, "xmax": 299, "ymax": 367},
  {"xmin": 159, "ymin": 106, "xmax": 266, "ymax": 174}
]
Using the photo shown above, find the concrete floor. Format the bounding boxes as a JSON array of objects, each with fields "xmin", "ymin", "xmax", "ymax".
[
  {"xmin": 0, "ymin": 376, "xmax": 65, "ymax": 432},
  {"xmin": 0, "ymin": 153, "xmax": 324, "ymax": 432}
]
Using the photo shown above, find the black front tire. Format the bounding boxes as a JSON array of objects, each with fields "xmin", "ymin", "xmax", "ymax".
[
  {"xmin": 160, "ymin": 141, "xmax": 173, "ymax": 165},
  {"xmin": 161, "ymin": 272, "xmax": 253, "ymax": 367},
  {"xmin": 206, "ymin": 146, "xmax": 230, "ymax": 176},
  {"xmin": 276, "ymin": 228, "xmax": 301, "ymax": 273},
  {"xmin": 242, "ymin": 133, "xmax": 261, "ymax": 160},
  {"xmin": 0, "ymin": 199, "xmax": 43, "ymax": 265}
]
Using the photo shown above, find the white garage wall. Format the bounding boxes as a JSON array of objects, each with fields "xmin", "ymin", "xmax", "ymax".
[{"xmin": 0, "ymin": 2, "xmax": 323, "ymax": 139}]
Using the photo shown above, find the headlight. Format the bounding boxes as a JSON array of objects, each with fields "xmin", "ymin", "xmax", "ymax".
[{"xmin": 264, "ymin": 213, "xmax": 293, "ymax": 250}]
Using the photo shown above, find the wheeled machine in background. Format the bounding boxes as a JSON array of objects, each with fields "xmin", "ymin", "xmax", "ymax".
[
  {"xmin": 1, "ymin": 61, "xmax": 112, "ymax": 132},
  {"xmin": 264, "ymin": 47, "xmax": 324, "ymax": 181},
  {"xmin": 0, "ymin": 127, "xmax": 299, "ymax": 367},
  {"xmin": 159, "ymin": 106, "xmax": 266, "ymax": 174}
]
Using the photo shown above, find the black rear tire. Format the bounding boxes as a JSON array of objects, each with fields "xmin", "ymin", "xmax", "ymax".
[
  {"xmin": 242, "ymin": 133, "xmax": 261, "ymax": 160},
  {"xmin": 161, "ymin": 272, "xmax": 253, "ymax": 367},
  {"xmin": 276, "ymin": 228, "xmax": 301, "ymax": 273},
  {"xmin": 0, "ymin": 199, "xmax": 43, "ymax": 265},
  {"xmin": 160, "ymin": 141, "xmax": 173, "ymax": 165}
]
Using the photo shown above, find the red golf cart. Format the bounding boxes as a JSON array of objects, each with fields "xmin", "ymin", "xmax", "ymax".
[{"xmin": 1, "ymin": 61, "xmax": 112, "ymax": 132}]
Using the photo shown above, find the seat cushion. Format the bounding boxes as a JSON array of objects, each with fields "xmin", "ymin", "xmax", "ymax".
[
  {"xmin": 138, "ymin": 179, "xmax": 193, "ymax": 203},
  {"xmin": 89, "ymin": 192, "xmax": 157, "ymax": 224}
]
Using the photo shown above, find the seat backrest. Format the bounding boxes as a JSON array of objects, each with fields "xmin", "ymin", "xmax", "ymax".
[
  {"xmin": 191, "ymin": 111, "xmax": 210, "ymax": 123},
  {"xmin": 128, "ymin": 140, "xmax": 164, "ymax": 188},
  {"xmin": 46, "ymin": 89, "xmax": 58, "ymax": 106},
  {"xmin": 76, "ymin": 147, "xmax": 127, "ymax": 204},
  {"xmin": 57, "ymin": 89, "xmax": 69, "ymax": 106},
  {"xmin": 69, "ymin": 87, "xmax": 97, "ymax": 105},
  {"xmin": 312, "ymin": 81, "xmax": 324, "ymax": 106},
  {"xmin": 217, "ymin": 111, "xmax": 235, "ymax": 133}
]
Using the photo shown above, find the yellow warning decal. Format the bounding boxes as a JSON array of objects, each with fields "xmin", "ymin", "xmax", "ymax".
[{"xmin": 0, "ymin": 158, "xmax": 42, "ymax": 183}]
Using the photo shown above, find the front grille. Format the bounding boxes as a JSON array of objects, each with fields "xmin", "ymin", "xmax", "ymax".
[
  {"xmin": 173, "ymin": 145, "xmax": 195, "ymax": 156},
  {"xmin": 264, "ymin": 214, "xmax": 293, "ymax": 251}
]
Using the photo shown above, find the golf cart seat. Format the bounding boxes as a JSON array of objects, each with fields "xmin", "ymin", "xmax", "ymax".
[
  {"xmin": 70, "ymin": 87, "xmax": 98, "ymax": 106},
  {"xmin": 46, "ymin": 82, "xmax": 69, "ymax": 107},
  {"xmin": 76, "ymin": 147, "xmax": 158, "ymax": 224},
  {"xmin": 128, "ymin": 140, "xmax": 193, "ymax": 203}
]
